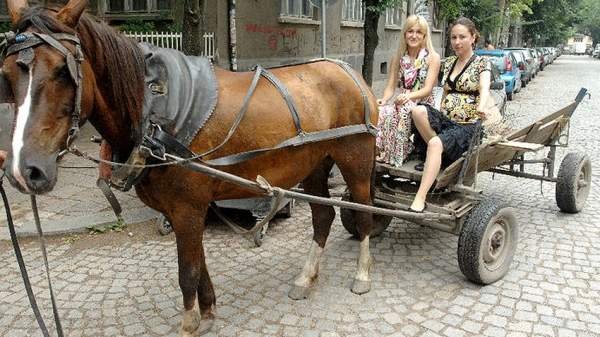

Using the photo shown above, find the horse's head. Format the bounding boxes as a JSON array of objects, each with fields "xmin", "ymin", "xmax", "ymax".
[{"xmin": 1, "ymin": 0, "xmax": 89, "ymax": 194}]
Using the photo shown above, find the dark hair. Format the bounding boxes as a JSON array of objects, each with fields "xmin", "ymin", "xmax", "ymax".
[{"xmin": 451, "ymin": 17, "xmax": 480, "ymax": 47}]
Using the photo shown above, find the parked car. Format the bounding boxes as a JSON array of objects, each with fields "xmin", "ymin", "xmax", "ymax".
[
  {"xmin": 529, "ymin": 48, "xmax": 541, "ymax": 75},
  {"xmin": 489, "ymin": 63, "xmax": 508, "ymax": 117},
  {"xmin": 535, "ymin": 47, "xmax": 547, "ymax": 69},
  {"xmin": 505, "ymin": 49, "xmax": 532, "ymax": 87},
  {"xmin": 592, "ymin": 45, "xmax": 600, "ymax": 58},
  {"xmin": 475, "ymin": 49, "xmax": 521, "ymax": 100}
]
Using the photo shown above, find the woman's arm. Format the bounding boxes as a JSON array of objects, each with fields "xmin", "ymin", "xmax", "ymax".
[
  {"xmin": 406, "ymin": 52, "xmax": 441, "ymax": 102},
  {"xmin": 378, "ymin": 52, "xmax": 401, "ymax": 105},
  {"xmin": 477, "ymin": 66, "xmax": 492, "ymax": 120}
]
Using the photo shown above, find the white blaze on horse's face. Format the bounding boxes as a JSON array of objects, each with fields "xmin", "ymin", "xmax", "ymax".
[{"xmin": 11, "ymin": 66, "xmax": 34, "ymax": 193}]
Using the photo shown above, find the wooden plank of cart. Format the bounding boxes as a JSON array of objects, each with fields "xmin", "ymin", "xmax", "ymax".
[{"xmin": 340, "ymin": 88, "xmax": 591, "ymax": 285}]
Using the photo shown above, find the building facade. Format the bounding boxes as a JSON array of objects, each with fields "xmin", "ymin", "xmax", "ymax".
[{"xmin": 1, "ymin": 0, "xmax": 446, "ymax": 85}]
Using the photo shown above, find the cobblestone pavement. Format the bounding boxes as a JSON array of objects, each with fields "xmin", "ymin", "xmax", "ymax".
[{"xmin": 1, "ymin": 55, "xmax": 599, "ymax": 337}]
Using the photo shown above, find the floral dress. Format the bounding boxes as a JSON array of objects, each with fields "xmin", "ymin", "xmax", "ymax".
[
  {"xmin": 441, "ymin": 55, "xmax": 491, "ymax": 123},
  {"xmin": 376, "ymin": 48, "xmax": 435, "ymax": 167},
  {"xmin": 413, "ymin": 54, "xmax": 491, "ymax": 167}
]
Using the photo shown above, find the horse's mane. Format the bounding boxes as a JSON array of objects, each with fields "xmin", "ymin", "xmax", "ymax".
[{"xmin": 16, "ymin": 7, "xmax": 145, "ymax": 143}]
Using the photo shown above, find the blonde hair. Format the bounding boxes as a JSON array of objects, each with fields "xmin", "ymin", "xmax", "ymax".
[{"xmin": 396, "ymin": 15, "xmax": 435, "ymax": 58}]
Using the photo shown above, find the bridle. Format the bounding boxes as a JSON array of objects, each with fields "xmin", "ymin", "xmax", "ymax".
[{"xmin": 3, "ymin": 30, "xmax": 84, "ymax": 148}]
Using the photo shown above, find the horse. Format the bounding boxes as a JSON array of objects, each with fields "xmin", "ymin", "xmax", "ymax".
[{"xmin": 0, "ymin": 0, "xmax": 377, "ymax": 335}]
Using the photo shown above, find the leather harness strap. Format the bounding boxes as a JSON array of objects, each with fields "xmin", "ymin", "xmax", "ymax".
[{"xmin": 140, "ymin": 58, "xmax": 377, "ymax": 168}]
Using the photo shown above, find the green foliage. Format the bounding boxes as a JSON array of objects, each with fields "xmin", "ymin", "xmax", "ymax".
[
  {"xmin": 87, "ymin": 218, "xmax": 126, "ymax": 234},
  {"xmin": 523, "ymin": 0, "xmax": 581, "ymax": 46},
  {"xmin": 577, "ymin": 0, "xmax": 600, "ymax": 44},
  {"xmin": 0, "ymin": 21, "xmax": 12, "ymax": 33},
  {"xmin": 365, "ymin": 0, "xmax": 404, "ymax": 14},
  {"xmin": 119, "ymin": 19, "xmax": 156, "ymax": 33}
]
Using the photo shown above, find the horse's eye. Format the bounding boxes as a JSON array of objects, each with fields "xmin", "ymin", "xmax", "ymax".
[
  {"xmin": 54, "ymin": 65, "xmax": 70, "ymax": 81},
  {"xmin": 16, "ymin": 61, "xmax": 29, "ymax": 72}
]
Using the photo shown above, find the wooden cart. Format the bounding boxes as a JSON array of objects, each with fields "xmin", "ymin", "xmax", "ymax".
[{"xmin": 341, "ymin": 88, "xmax": 591, "ymax": 285}]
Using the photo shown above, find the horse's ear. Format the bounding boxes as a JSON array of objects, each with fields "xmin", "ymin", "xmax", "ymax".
[
  {"xmin": 6, "ymin": 0, "xmax": 29, "ymax": 25},
  {"xmin": 57, "ymin": 0, "xmax": 88, "ymax": 28}
]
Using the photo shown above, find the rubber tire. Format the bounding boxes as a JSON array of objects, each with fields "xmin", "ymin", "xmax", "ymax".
[
  {"xmin": 156, "ymin": 214, "xmax": 173, "ymax": 236},
  {"xmin": 556, "ymin": 152, "xmax": 592, "ymax": 213},
  {"xmin": 522, "ymin": 80, "xmax": 527, "ymax": 88},
  {"xmin": 340, "ymin": 192, "xmax": 392, "ymax": 239},
  {"xmin": 507, "ymin": 92, "xmax": 513, "ymax": 101},
  {"xmin": 458, "ymin": 199, "xmax": 518, "ymax": 285}
]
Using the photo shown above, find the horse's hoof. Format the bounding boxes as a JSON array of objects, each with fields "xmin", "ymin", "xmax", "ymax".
[
  {"xmin": 288, "ymin": 285, "xmax": 310, "ymax": 300},
  {"xmin": 180, "ymin": 318, "xmax": 214, "ymax": 337},
  {"xmin": 351, "ymin": 279, "xmax": 371, "ymax": 295}
]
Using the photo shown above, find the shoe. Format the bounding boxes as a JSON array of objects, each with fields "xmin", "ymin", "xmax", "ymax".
[
  {"xmin": 414, "ymin": 162, "xmax": 424, "ymax": 171},
  {"xmin": 408, "ymin": 202, "xmax": 427, "ymax": 213}
]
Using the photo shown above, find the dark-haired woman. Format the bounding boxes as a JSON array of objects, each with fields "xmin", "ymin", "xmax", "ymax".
[{"xmin": 408, "ymin": 17, "xmax": 491, "ymax": 212}]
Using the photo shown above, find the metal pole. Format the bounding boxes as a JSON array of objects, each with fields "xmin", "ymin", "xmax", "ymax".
[
  {"xmin": 176, "ymin": 157, "xmax": 455, "ymax": 222},
  {"xmin": 321, "ymin": 0, "xmax": 326, "ymax": 58}
]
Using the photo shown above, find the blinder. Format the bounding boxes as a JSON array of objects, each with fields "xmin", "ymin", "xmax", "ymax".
[{"xmin": 1, "ymin": 30, "xmax": 84, "ymax": 147}]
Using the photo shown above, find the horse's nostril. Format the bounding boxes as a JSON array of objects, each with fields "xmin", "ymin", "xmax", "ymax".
[{"xmin": 25, "ymin": 165, "xmax": 48, "ymax": 185}]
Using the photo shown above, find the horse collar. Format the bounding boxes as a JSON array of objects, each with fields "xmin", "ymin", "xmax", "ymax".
[{"xmin": 3, "ymin": 31, "xmax": 84, "ymax": 149}]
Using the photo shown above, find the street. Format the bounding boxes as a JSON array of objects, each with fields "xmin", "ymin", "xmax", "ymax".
[{"xmin": 1, "ymin": 55, "xmax": 599, "ymax": 337}]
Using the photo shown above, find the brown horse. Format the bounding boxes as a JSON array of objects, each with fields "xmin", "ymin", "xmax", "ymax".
[{"xmin": 0, "ymin": 0, "xmax": 377, "ymax": 335}]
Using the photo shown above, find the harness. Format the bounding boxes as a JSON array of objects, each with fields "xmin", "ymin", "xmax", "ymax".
[{"xmin": 114, "ymin": 57, "xmax": 378, "ymax": 191}]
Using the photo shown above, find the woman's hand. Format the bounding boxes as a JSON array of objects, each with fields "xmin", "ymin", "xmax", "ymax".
[
  {"xmin": 0, "ymin": 150, "xmax": 7, "ymax": 169},
  {"xmin": 477, "ymin": 110, "xmax": 487, "ymax": 121},
  {"xmin": 395, "ymin": 93, "xmax": 411, "ymax": 106}
]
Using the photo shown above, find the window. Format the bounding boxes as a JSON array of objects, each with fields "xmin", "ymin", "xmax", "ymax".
[
  {"xmin": 109, "ymin": 0, "xmax": 125, "ymax": 12},
  {"xmin": 385, "ymin": 5, "xmax": 402, "ymax": 27},
  {"xmin": 106, "ymin": 0, "xmax": 170, "ymax": 13},
  {"xmin": 132, "ymin": 0, "xmax": 147, "ymax": 11},
  {"xmin": 342, "ymin": 0, "xmax": 364, "ymax": 22},
  {"xmin": 0, "ymin": 1, "xmax": 8, "ymax": 16},
  {"xmin": 280, "ymin": 0, "xmax": 315, "ymax": 19},
  {"xmin": 156, "ymin": 0, "xmax": 170, "ymax": 10}
]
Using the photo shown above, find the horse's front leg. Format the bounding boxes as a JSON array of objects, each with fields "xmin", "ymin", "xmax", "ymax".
[{"xmin": 171, "ymin": 204, "xmax": 215, "ymax": 337}]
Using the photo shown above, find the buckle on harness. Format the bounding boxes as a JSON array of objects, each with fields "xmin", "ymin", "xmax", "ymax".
[{"xmin": 140, "ymin": 124, "xmax": 167, "ymax": 161}]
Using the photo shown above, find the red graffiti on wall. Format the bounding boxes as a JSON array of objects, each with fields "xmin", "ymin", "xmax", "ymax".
[{"xmin": 245, "ymin": 23, "xmax": 298, "ymax": 50}]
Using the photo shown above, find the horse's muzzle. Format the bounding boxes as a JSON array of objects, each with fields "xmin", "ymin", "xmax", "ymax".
[{"xmin": 4, "ymin": 154, "xmax": 58, "ymax": 195}]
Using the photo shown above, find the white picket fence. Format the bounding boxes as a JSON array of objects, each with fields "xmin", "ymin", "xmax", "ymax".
[{"xmin": 124, "ymin": 31, "xmax": 215, "ymax": 60}]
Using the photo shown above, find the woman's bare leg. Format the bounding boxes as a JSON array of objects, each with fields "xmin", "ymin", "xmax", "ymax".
[
  {"xmin": 410, "ymin": 137, "xmax": 443, "ymax": 211},
  {"xmin": 411, "ymin": 105, "xmax": 437, "ymax": 142}
]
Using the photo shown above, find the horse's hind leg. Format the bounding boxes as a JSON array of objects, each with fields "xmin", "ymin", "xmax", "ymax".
[
  {"xmin": 289, "ymin": 157, "xmax": 336, "ymax": 300},
  {"xmin": 170, "ymin": 203, "xmax": 215, "ymax": 337},
  {"xmin": 332, "ymin": 140, "xmax": 375, "ymax": 295}
]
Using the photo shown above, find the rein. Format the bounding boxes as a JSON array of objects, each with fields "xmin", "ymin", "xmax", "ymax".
[{"xmin": 0, "ymin": 177, "xmax": 64, "ymax": 337}]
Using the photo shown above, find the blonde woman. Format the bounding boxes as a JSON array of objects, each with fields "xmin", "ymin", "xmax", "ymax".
[{"xmin": 376, "ymin": 15, "xmax": 441, "ymax": 167}]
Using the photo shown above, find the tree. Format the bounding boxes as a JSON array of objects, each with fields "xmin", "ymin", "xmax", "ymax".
[
  {"xmin": 182, "ymin": 0, "xmax": 205, "ymax": 56},
  {"xmin": 362, "ymin": 0, "xmax": 403, "ymax": 86},
  {"xmin": 576, "ymin": 0, "xmax": 600, "ymax": 44},
  {"xmin": 522, "ymin": 0, "xmax": 579, "ymax": 46}
]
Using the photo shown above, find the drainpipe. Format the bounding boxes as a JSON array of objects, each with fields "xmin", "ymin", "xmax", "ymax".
[{"xmin": 227, "ymin": 0, "xmax": 238, "ymax": 71}]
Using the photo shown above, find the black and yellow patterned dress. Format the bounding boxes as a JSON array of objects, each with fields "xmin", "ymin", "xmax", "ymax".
[{"xmin": 414, "ymin": 54, "xmax": 491, "ymax": 166}]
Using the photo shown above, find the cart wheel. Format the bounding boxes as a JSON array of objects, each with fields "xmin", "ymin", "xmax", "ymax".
[
  {"xmin": 156, "ymin": 214, "xmax": 173, "ymax": 236},
  {"xmin": 340, "ymin": 192, "xmax": 392, "ymax": 239},
  {"xmin": 277, "ymin": 200, "xmax": 294, "ymax": 218},
  {"xmin": 458, "ymin": 199, "xmax": 518, "ymax": 285},
  {"xmin": 556, "ymin": 152, "xmax": 591, "ymax": 213}
]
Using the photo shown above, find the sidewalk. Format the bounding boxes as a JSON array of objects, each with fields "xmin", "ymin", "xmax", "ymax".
[{"xmin": 0, "ymin": 124, "xmax": 159, "ymax": 240}]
